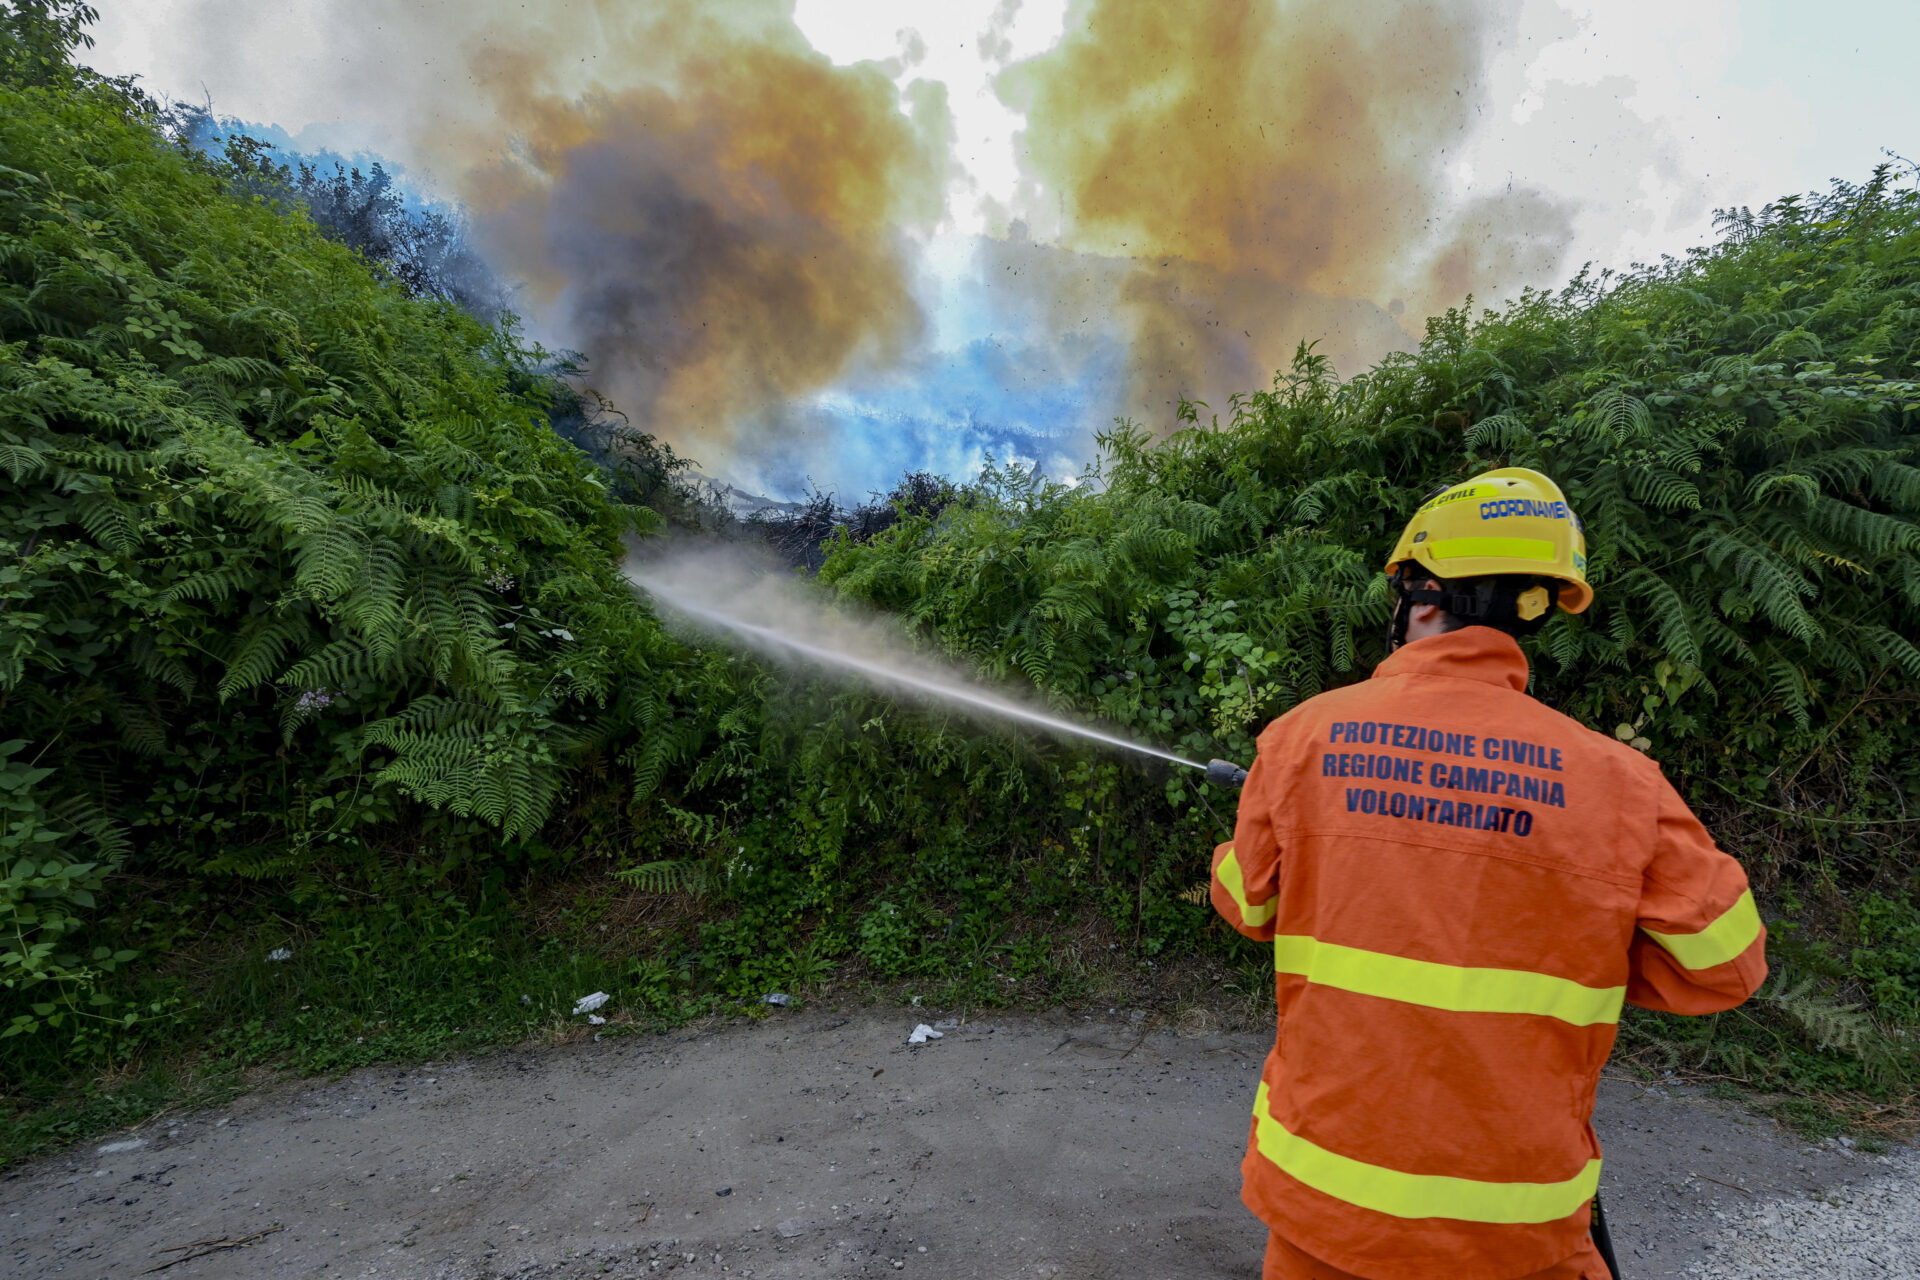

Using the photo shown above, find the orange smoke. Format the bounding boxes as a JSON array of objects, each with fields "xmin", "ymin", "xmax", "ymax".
[
  {"xmin": 451, "ymin": 1, "xmax": 949, "ymax": 458},
  {"xmin": 998, "ymin": 0, "xmax": 1573, "ymax": 421}
]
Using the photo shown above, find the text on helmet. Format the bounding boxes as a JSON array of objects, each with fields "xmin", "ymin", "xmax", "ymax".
[{"xmin": 1480, "ymin": 498, "xmax": 1569, "ymax": 521}]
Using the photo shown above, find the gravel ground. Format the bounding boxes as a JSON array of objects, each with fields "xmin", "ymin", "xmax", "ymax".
[
  {"xmin": 1686, "ymin": 1143, "xmax": 1920, "ymax": 1278},
  {"xmin": 2, "ymin": 1007, "xmax": 1914, "ymax": 1278}
]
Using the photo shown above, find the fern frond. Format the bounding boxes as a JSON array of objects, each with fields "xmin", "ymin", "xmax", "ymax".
[{"xmin": 614, "ymin": 859, "xmax": 705, "ymax": 895}]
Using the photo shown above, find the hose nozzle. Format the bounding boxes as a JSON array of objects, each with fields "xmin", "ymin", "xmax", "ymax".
[{"xmin": 1206, "ymin": 758, "xmax": 1249, "ymax": 789}]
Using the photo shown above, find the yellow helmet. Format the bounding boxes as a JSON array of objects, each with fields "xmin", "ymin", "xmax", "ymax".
[{"xmin": 1385, "ymin": 467, "xmax": 1593, "ymax": 617}]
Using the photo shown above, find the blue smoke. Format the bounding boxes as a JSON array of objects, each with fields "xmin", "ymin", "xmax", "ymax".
[
  {"xmin": 754, "ymin": 327, "xmax": 1126, "ymax": 501},
  {"xmin": 180, "ymin": 115, "xmax": 410, "ymax": 194},
  {"xmin": 180, "ymin": 117, "xmax": 1125, "ymax": 500}
]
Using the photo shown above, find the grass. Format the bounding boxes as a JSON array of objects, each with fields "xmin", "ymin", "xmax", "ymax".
[{"xmin": 4, "ymin": 871, "xmax": 1913, "ymax": 1171}]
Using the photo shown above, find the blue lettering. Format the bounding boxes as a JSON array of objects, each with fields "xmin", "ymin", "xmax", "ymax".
[
  {"xmin": 1550, "ymin": 747, "xmax": 1563, "ymax": 772},
  {"xmin": 1361, "ymin": 789, "xmax": 1379, "ymax": 814},
  {"xmin": 1322, "ymin": 754, "xmax": 1337, "ymax": 777},
  {"xmin": 1481, "ymin": 498, "xmax": 1569, "ymax": 521},
  {"xmin": 1389, "ymin": 792, "xmax": 1408, "ymax": 818},
  {"xmin": 1330, "ymin": 723, "xmax": 1346, "ymax": 743},
  {"xmin": 1346, "ymin": 788, "xmax": 1364, "ymax": 812},
  {"xmin": 1547, "ymin": 781, "xmax": 1566, "ymax": 809},
  {"xmin": 1514, "ymin": 810, "xmax": 1533, "ymax": 836},
  {"xmin": 1360, "ymin": 722, "xmax": 1378, "ymax": 744}
]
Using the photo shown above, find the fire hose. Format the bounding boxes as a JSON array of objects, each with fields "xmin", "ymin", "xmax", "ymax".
[{"xmin": 1200, "ymin": 759, "xmax": 1623, "ymax": 1280}]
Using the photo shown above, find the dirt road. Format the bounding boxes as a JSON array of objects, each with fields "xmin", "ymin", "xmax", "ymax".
[{"xmin": 4, "ymin": 1008, "xmax": 1911, "ymax": 1278}]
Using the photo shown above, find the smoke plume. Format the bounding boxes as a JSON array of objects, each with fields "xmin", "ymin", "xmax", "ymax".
[
  {"xmin": 445, "ymin": 0, "xmax": 950, "ymax": 462},
  {"xmin": 996, "ymin": 0, "xmax": 1574, "ymax": 420},
  {"xmin": 178, "ymin": 0, "xmax": 1582, "ymax": 487}
]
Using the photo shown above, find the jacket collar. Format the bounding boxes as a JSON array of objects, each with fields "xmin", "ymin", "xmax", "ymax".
[{"xmin": 1372, "ymin": 626, "xmax": 1530, "ymax": 692}]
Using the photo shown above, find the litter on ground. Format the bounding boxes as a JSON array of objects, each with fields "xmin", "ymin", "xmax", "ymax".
[
  {"xmin": 908, "ymin": 1023, "xmax": 944, "ymax": 1044},
  {"xmin": 573, "ymin": 992, "xmax": 610, "ymax": 1015}
]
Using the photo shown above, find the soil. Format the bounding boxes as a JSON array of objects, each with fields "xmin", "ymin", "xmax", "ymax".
[{"xmin": 4, "ymin": 1007, "xmax": 1913, "ymax": 1279}]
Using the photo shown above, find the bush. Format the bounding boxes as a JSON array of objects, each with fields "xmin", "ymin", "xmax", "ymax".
[
  {"xmin": 0, "ymin": 7, "xmax": 738, "ymax": 1043},
  {"xmin": 822, "ymin": 172, "xmax": 1920, "ymax": 1058}
]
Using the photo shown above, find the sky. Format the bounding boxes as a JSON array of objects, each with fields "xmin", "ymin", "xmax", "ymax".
[{"xmin": 83, "ymin": 0, "xmax": 1920, "ymax": 497}]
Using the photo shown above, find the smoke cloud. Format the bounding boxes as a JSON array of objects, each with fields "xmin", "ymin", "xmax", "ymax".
[
  {"xmin": 127, "ymin": 0, "xmax": 1583, "ymax": 489},
  {"xmin": 996, "ymin": 0, "xmax": 1575, "ymax": 420},
  {"xmin": 445, "ymin": 0, "xmax": 951, "ymax": 463}
]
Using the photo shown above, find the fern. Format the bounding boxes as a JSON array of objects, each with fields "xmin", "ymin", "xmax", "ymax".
[
  {"xmin": 615, "ymin": 859, "xmax": 706, "ymax": 896},
  {"xmin": 1762, "ymin": 968, "xmax": 1875, "ymax": 1058}
]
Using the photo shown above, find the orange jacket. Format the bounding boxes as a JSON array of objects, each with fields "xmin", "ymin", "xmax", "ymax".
[{"xmin": 1211, "ymin": 627, "xmax": 1766, "ymax": 1280}]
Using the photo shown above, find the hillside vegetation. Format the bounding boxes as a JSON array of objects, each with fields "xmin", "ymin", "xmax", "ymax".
[{"xmin": 2, "ymin": 4, "xmax": 1917, "ymax": 1157}]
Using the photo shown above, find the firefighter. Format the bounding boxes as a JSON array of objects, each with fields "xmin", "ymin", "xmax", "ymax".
[{"xmin": 1210, "ymin": 467, "xmax": 1767, "ymax": 1280}]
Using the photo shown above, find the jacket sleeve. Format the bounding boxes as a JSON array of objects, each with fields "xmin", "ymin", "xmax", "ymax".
[
  {"xmin": 1626, "ymin": 772, "xmax": 1768, "ymax": 1014},
  {"xmin": 1211, "ymin": 751, "xmax": 1281, "ymax": 941}
]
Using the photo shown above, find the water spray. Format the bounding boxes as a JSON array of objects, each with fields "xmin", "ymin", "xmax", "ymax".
[{"xmin": 626, "ymin": 549, "xmax": 1251, "ymax": 785}]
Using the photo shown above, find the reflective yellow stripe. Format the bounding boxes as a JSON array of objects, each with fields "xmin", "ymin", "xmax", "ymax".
[
  {"xmin": 1253, "ymin": 1082, "xmax": 1600, "ymax": 1223},
  {"xmin": 1642, "ymin": 889, "xmax": 1763, "ymax": 970},
  {"xmin": 1273, "ymin": 935, "xmax": 1624, "ymax": 1027},
  {"xmin": 1216, "ymin": 846, "xmax": 1276, "ymax": 927},
  {"xmin": 1429, "ymin": 536, "xmax": 1557, "ymax": 562}
]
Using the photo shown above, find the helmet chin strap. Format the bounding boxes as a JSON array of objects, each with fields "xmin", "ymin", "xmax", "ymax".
[
  {"xmin": 1389, "ymin": 584, "xmax": 1415, "ymax": 651},
  {"xmin": 1390, "ymin": 568, "xmax": 1559, "ymax": 650}
]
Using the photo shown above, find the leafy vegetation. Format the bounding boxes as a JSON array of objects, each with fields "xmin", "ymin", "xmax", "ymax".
[
  {"xmin": 2, "ymin": 1, "xmax": 1917, "ymax": 1162},
  {"xmin": 819, "ymin": 178, "xmax": 1920, "ymax": 1115},
  {"xmin": 0, "ymin": 6, "xmax": 753, "ymax": 1041}
]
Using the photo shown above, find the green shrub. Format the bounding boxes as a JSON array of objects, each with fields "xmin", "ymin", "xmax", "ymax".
[
  {"xmin": 822, "ymin": 172, "xmax": 1920, "ymax": 1052},
  {"xmin": 1853, "ymin": 892, "xmax": 1920, "ymax": 1022},
  {"xmin": 0, "ymin": 7, "xmax": 744, "ymax": 1043}
]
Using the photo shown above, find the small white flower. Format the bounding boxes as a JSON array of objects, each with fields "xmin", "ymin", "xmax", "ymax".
[{"xmin": 267, "ymin": 948, "xmax": 292, "ymax": 962}]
